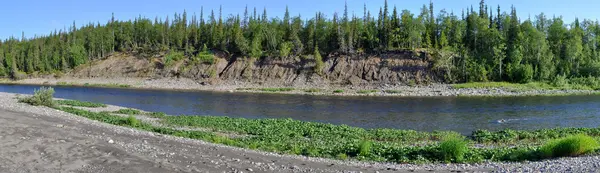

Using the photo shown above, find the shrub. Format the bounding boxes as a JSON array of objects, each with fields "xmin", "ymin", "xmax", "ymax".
[
  {"xmin": 114, "ymin": 109, "xmax": 141, "ymax": 115},
  {"xmin": 333, "ymin": 89, "xmax": 344, "ymax": 93},
  {"xmin": 336, "ymin": 153, "xmax": 348, "ymax": 160},
  {"xmin": 196, "ymin": 51, "xmax": 215, "ymax": 65},
  {"xmin": 164, "ymin": 51, "xmax": 185, "ymax": 66},
  {"xmin": 540, "ymin": 134, "xmax": 599, "ymax": 158},
  {"xmin": 304, "ymin": 88, "xmax": 321, "ymax": 93},
  {"xmin": 126, "ymin": 115, "xmax": 140, "ymax": 127},
  {"xmin": 513, "ymin": 64, "xmax": 534, "ymax": 84},
  {"xmin": 439, "ymin": 137, "xmax": 469, "ymax": 163},
  {"xmin": 358, "ymin": 140, "xmax": 372, "ymax": 157},
  {"xmin": 18, "ymin": 87, "xmax": 56, "ymax": 107}
]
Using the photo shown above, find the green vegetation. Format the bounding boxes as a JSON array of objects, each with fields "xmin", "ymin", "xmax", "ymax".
[
  {"xmin": 164, "ymin": 51, "xmax": 185, "ymax": 67},
  {"xmin": 57, "ymin": 82, "xmax": 131, "ymax": 88},
  {"xmin": 114, "ymin": 108, "xmax": 142, "ymax": 115},
  {"xmin": 53, "ymin": 102, "xmax": 600, "ymax": 164},
  {"xmin": 384, "ymin": 90, "xmax": 402, "ymax": 94},
  {"xmin": 333, "ymin": 89, "xmax": 344, "ymax": 93},
  {"xmin": 18, "ymin": 87, "xmax": 55, "ymax": 107},
  {"xmin": 258, "ymin": 88, "xmax": 294, "ymax": 92},
  {"xmin": 540, "ymin": 134, "xmax": 599, "ymax": 158},
  {"xmin": 439, "ymin": 137, "xmax": 469, "ymax": 163},
  {"xmin": 55, "ymin": 99, "xmax": 107, "ymax": 108},
  {"xmin": 304, "ymin": 88, "xmax": 322, "ymax": 93},
  {"xmin": 357, "ymin": 90, "xmax": 378, "ymax": 94},
  {"xmin": 3, "ymin": 0, "xmax": 600, "ymax": 88},
  {"xmin": 454, "ymin": 79, "xmax": 600, "ymax": 91},
  {"xmin": 126, "ymin": 115, "xmax": 141, "ymax": 127},
  {"xmin": 16, "ymin": 87, "xmax": 600, "ymax": 164}
]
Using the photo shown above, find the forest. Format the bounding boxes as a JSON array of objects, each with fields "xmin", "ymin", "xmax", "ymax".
[{"xmin": 1, "ymin": 0, "xmax": 600, "ymax": 85}]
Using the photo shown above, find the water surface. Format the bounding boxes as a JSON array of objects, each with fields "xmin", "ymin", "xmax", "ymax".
[{"xmin": 1, "ymin": 84, "xmax": 599, "ymax": 134}]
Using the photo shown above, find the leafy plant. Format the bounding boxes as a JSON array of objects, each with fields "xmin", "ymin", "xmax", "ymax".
[
  {"xmin": 333, "ymin": 89, "xmax": 344, "ymax": 93},
  {"xmin": 439, "ymin": 137, "xmax": 469, "ymax": 163},
  {"xmin": 114, "ymin": 109, "xmax": 141, "ymax": 115},
  {"xmin": 127, "ymin": 115, "xmax": 140, "ymax": 127},
  {"xmin": 18, "ymin": 87, "xmax": 55, "ymax": 107},
  {"xmin": 56, "ymin": 99, "xmax": 107, "ymax": 108},
  {"xmin": 540, "ymin": 134, "xmax": 599, "ymax": 158}
]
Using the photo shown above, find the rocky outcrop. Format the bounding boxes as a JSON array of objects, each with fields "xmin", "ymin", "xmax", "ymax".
[{"xmin": 70, "ymin": 50, "xmax": 443, "ymax": 87}]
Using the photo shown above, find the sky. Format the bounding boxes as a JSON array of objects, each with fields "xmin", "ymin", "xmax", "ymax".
[{"xmin": 1, "ymin": 0, "xmax": 599, "ymax": 40}]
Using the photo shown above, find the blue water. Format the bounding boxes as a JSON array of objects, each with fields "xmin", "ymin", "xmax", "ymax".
[{"xmin": 2, "ymin": 84, "xmax": 600, "ymax": 134}]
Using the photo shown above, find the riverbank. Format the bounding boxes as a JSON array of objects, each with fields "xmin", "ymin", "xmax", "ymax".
[
  {"xmin": 4, "ymin": 91, "xmax": 600, "ymax": 172},
  {"xmin": 1, "ymin": 77, "xmax": 599, "ymax": 97}
]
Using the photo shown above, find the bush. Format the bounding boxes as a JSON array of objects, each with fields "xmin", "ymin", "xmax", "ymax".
[
  {"xmin": 552, "ymin": 74, "xmax": 569, "ymax": 87},
  {"xmin": 358, "ymin": 140, "xmax": 372, "ymax": 157},
  {"xmin": 333, "ymin": 89, "xmax": 344, "ymax": 93},
  {"xmin": 18, "ymin": 87, "xmax": 55, "ymax": 107},
  {"xmin": 126, "ymin": 115, "xmax": 140, "ymax": 127},
  {"xmin": 164, "ymin": 51, "xmax": 185, "ymax": 66},
  {"xmin": 439, "ymin": 137, "xmax": 469, "ymax": 163},
  {"xmin": 540, "ymin": 134, "xmax": 599, "ymax": 158},
  {"xmin": 195, "ymin": 51, "xmax": 215, "ymax": 65},
  {"xmin": 114, "ymin": 109, "xmax": 141, "ymax": 115},
  {"xmin": 513, "ymin": 64, "xmax": 534, "ymax": 84}
]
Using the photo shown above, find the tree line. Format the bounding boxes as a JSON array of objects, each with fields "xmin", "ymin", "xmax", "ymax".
[{"xmin": 1, "ymin": 0, "xmax": 600, "ymax": 84}]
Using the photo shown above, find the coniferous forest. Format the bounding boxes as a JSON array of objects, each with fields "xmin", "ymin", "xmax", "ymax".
[{"xmin": 1, "ymin": 0, "xmax": 600, "ymax": 85}]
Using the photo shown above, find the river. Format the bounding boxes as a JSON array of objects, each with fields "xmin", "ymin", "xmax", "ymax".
[{"xmin": 1, "ymin": 84, "xmax": 599, "ymax": 134}]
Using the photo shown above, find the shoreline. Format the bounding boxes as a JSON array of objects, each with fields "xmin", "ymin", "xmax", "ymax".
[
  {"xmin": 4, "ymin": 91, "xmax": 600, "ymax": 172},
  {"xmin": 1, "ymin": 77, "xmax": 599, "ymax": 97}
]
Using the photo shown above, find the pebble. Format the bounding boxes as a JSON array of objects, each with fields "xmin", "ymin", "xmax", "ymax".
[
  {"xmin": 108, "ymin": 139, "xmax": 114, "ymax": 144},
  {"xmin": 246, "ymin": 168, "xmax": 253, "ymax": 172}
]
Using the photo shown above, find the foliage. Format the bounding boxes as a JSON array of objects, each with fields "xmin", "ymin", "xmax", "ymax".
[
  {"xmin": 164, "ymin": 51, "xmax": 185, "ymax": 67},
  {"xmin": 439, "ymin": 137, "xmax": 469, "ymax": 163},
  {"xmin": 357, "ymin": 90, "xmax": 378, "ymax": 94},
  {"xmin": 45, "ymin": 100, "xmax": 600, "ymax": 164},
  {"xmin": 127, "ymin": 115, "xmax": 141, "ymax": 127},
  {"xmin": 18, "ymin": 87, "xmax": 55, "ymax": 107},
  {"xmin": 56, "ymin": 99, "xmax": 107, "ymax": 108},
  {"xmin": 540, "ymin": 134, "xmax": 599, "ymax": 158},
  {"xmin": 259, "ymin": 88, "xmax": 294, "ymax": 92},
  {"xmin": 114, "ymin": 108, "xmax": 142, "ymax": 115},
  {"xmin": 304, "ymin": 88, "xmax": 322, "ymax": 93},
  {"xmin": 1, "ymin": 1, "xmax": 599, "ymax": 86},
  {"xmin": 333, "ymin": 89, "xmax": 344, "ymax": 93},
  {"xmin": 384, "ymin": 90, "xmax": 402, "ymax": 94}
]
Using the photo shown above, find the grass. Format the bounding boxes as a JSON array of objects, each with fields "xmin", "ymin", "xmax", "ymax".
[
  {"xmin": 258, "ymin": 88, "xmax": 294, "ymax": 92},
  {"xmin": 304, "ymin": 88, "xmax": 322, "ymax": 93},
  {"xmin": 50, "ymin": 104, "xmax": 600, "ymax": 164},
  {"xmin": 540, "ymin": 134, "xmax": 599, "ymax": 158},
  {"xmin": 18, "ymin": 87, "xmax": 55, "ymax": 107},
  {"xmin": 333, "ymin": 89, "xmax": 344, "ymax": 93},
  {"xmin": 357, "ymin": 90, "xmax": 378, "ymax": 94},
  {"xmin": 439, "ymin": 137, "xmax": 469, "ymax": 163},
  {"xmin": 55, "ymin": 99, "xmax": 107, "ymax": 108},
  {"xmin": 384, "ymin": 90, "xmax": 402, "ymax": 94},
  {"xmin": 57, "ymin": 82, "xmax": 131, "ymax": 88},
  {"xmin": 452, "ymin": 81, "xmax": 600, "ymax": 92},
  {"xmin": 113, "ymin": 108, "xmax": 142, "ymax": 115}
]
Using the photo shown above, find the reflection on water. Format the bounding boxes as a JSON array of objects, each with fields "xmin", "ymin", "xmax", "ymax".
[{"xmin": 1, "ymin": 84, "xmax": 600, "ymax": 134}]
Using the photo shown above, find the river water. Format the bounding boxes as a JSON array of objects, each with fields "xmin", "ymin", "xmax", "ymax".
[{"xmin": 1, "ymin": 84, "xmax": 599, "ymax": 134}]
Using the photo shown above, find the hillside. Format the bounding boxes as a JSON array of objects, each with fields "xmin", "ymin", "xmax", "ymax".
[{"xmin": 65, "ymin": 50, "xmax": 443, "ymax": 87}]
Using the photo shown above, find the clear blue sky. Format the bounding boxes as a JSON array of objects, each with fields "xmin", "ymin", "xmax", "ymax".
[{"xmin": 1, "ymin": 0, "xmax": 598, "ymax": 40}]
